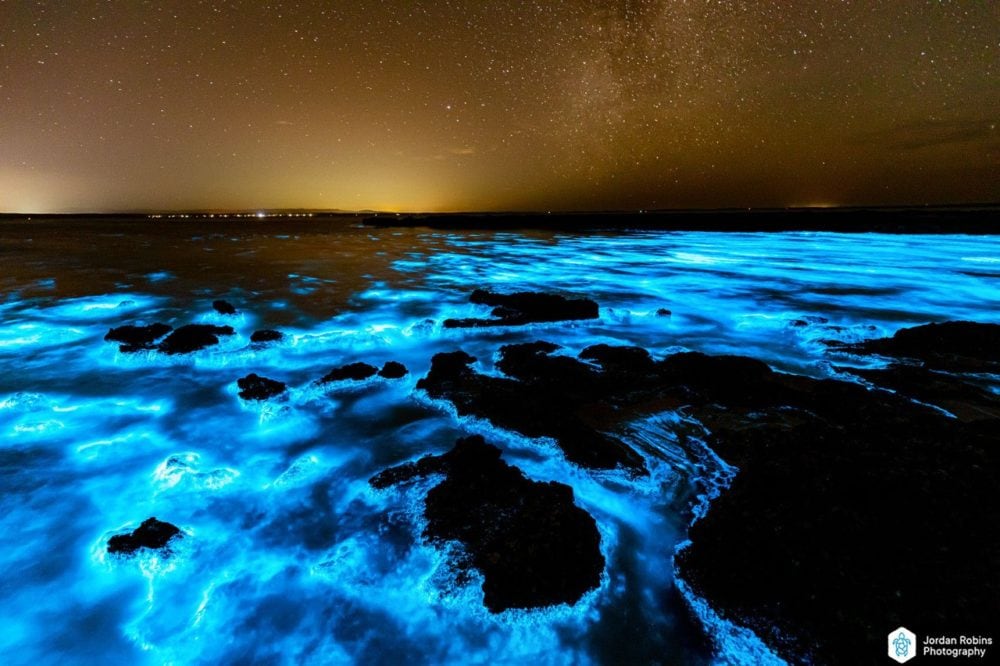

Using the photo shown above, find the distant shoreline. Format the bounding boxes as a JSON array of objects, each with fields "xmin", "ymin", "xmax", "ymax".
[
  {"xmin": 2, "ymin": 205, "xmax": 999, "ymax": 234},
  {"xmin": 362, "ymin": 207, "xmax": 1000, "ymax": 234}
]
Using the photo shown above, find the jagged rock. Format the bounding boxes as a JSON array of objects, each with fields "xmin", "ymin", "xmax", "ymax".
[
  {"xmin": 212, "ymin": 299, "xmax": 237, "ymax": 315},
  {"xmin": 370, "ymin": 435, "xmax": 604, "ymax": 612},
  {"xmin": 250, "ymin": 329, "xmax": 283, "ymax": 343},
  {"xmin": 104, "ymin": 323, "xmax": 172, "ymax": 352},
  {"xmin": 655, "ymin": 356, "xmax": 1000, "ymax": 664},
  {"xmin": 841, "ymin": 364, "xmax": 1000, "ymax": 422},
  {"xmin": 157, "ymin": 324, "xmax": 235, "ymax": 354},
  {"xmin": 417, "ymin": 346, "xmax": 645, "ymax": 474},
  {"xmin": 319, "ymin": 362, "xmax": 378, "ymax": 383},
  {"xmin": 107, "ymin": 517, "xmax": 182, "ymax": 555},
  {"xmin": 416, "ymin": 337, "xmax": 1000, "ymax": 662},
  {"xmin": 377, "ymin": 361, "xmax": 408, "ymax": 379},
  {"xmin": 443, "ymin": 289, "xmax": 599, "ymax": 328},
  {"xmin": 580, "ymin": 344, "xmax": 656, "ymax": 373},
  {"xmin": 495, "ymin": 341, "xmax": 597, "ymax": 384},
  {"xmin": 839, "ymin": 320, "xmax": 1000, "ymax": 373},
  {"xmin": 237, "ymin": 373, "xmax": 286, "ymax": 401}
]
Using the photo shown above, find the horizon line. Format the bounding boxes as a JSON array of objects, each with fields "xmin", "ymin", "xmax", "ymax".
[{"xmin": 3, "ymin": 202, "xmax": 1000, "ymax": 217}]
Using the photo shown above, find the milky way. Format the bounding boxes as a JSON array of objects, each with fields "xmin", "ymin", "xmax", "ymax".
[{"xmin": 1, "ymin": 1, "xmax": 997, "ymax": 212}]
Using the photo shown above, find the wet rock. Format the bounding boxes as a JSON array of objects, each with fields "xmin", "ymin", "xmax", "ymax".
[
  {"xmin": 104, "ymin": 323, "xmax": 173, "ymax": 352},
  {"xmin": 416, "ymin": 337, "xmax": 1000, "ymax": 662},
  {"xmin": 377, "ymin": 361, "xmax": 409, "ymax": 379},
  {"xmin": 417, "ymin": 347, "xmax": 645, "ymax": 474},
  {"xmin": 157, "ymin": 324, "xmax": 235, "ymax": 355},
  {"xmin": 212, "ymin": 299, "xmax": 237, "ymax": 315},
  {"xmin": 655, "ymin": 308, "xmax": 672, "ymax": 317},
  {"xmin": 789, "ymin": 315, "xmax": 829, "ymax": 327},
  {"xmin": 250, "ymin": 329, "xmax": 283, "ymax": 343},
  {"xmin": 580, "ymin": 344, "xmax": 656, "ymax": 374},
  {"xmin": 107, "ymin": 517, "xmax": 182, "ymax": 555},
  {"xmin": 496, "ymin": 341, "xmax": 597, "ymax": 384},
  {"xmin": 664, "ymin": 355, "xmax": 1000, "ymax": 664},
  {"xmin": 237, "ymin": 373, "xmax": 286, "ymax": 401},
  {"xmin": 371, "ymin": 435, "xmax": 604, "ymax": 612},
  {"xmin": 443, "ymin": 289, "xmax": 599, "ymax": 328},
  {"xmin": 839, "ymin": 320, "xmax": 1000, "ymax": 373},
  {"xmin": 319, "ymin": 362, "xmax": 378, "ymax": 383},
  {"xmin": 841, "ymin": 364, "xmax": 1000, "ymax": 422}
]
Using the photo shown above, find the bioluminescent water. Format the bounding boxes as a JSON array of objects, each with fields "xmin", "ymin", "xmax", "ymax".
[{"xmin": 2, "ymin": 219, "xmax": 999, "ymax": 665}]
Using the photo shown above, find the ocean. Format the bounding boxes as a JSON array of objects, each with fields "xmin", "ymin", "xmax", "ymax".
[{"xmin": 1, "ymin": 217, "xmax": 998, "ymax": 664}]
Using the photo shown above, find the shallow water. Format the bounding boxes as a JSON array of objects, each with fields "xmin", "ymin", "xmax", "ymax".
[{"xmin": 1, "ymin": 219, "xmax": 999, "ymax": 665}]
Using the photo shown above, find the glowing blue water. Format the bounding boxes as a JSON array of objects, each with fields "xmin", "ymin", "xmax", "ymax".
[{"xmin": 1, "ymin": 222, "xmax": 999, "ymax": 664}]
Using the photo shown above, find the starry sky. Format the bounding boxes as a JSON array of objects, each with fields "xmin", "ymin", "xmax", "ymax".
[{"xmin": 1, "ymin": 1, "xmax": 997, "ymax": 213}]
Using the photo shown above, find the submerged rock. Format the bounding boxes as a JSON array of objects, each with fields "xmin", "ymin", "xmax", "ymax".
[
  {"xmin": 250, "ymin": 329, "xmax": 284, "ymax": 343},
  {"xmin": 237, "ymin": 373, "xmax": 286, "ymax": 401},
  {"xmin": 104, "ymin": 323, "xmax": 173, "ymax": 352},
  {"xmin": 319, "ymin": 362, "xmax": 378, "ymax": 383},
  {"xmin": 157, "ymin": 324, "xmax": 235, "ymax": 355},
  {"xmin": 377, "ymin": 361, "xmax": 408, "ymax": 379},
  {"xmin": 838, "ymin": 320, "xmax": 1000, "ymax": 373},
  {"xmin": 212, "ymin": 299, "xmax": 237, "ymax": 315},
  {"xmin": 443, "ymin": 289, "xmax": 599, "ymax": 328},
  {"xmin": 107, "ymin": 517, "xmax": 182, "ymax": 555},
  {"xmin": 371, "ymin": 435, "xmax": 604, "ymax": 612},
  {"xmin": 789, "ymin": 315, "xmax": 829, "ymax": 327}
]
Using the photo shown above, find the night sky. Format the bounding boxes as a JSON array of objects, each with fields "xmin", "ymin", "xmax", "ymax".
[{"xmin": 1, "ymin": 1, "xmax": 997, "ymax": 213}]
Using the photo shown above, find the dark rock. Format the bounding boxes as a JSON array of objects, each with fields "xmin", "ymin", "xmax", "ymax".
[
  {"xmin": 661, "ymin": 355, "xmax": 1000, "ymax": 663},
  {"xmin": 250, "ymin": 329, "xmax": 283, "ymax": 343},
  {"xmin": 580, "ymin": 344, "xmax": 656, "ymax": 374},
  {"xmin": 416, "ymin": 336, "xmax": 1000, "ymax": 662},
  {"xmin": 443, "ymin": 289, "xmax": 599, "ymax": 328},
  {"xmin": 417, "ymin": 347, "xmax": 645, "ymax": 474},
  {"xmin": 237, "ymin": 373, "xmax": 286, "ymax": 401},
  {"xmin": 656, "ymin": 308, "xmax": 672, "ymax": 317},
  {"xmin": 495, "ymin": 341, "xmax": 597, "ymax": 384},
  {"xmin": 839, "ymin": 321, "xmax": 1000, "ymax": 373},
  {"xmin": 791, "ymin": 316, "xmax": 830, "ymax": 327},
  {"xmin": 104, "ymin": 323, "xmax": 173, "ymax": 352},
  {"xmin": 107, "ymin": 517, "xmax": 182, "ymax": 555},
  {"xmin": 840, "ymin": 364, "xmax": 1000, "ymax": 422},
  {"xmin": 370, "ymin": 435, "xmax": 604, "ymax": 612},
  {"xmin": 377, "ymin": 361, "xmax": 409, "ymax": 379},
  {"xmin": 157, "ymin": 324, "xmax": 235, "ymax": 354},
  {"xmin": 212, "ymin": 299, "xmax": 237, "ymax": 315},
  {"xmin": 319, "ymin": 362, "xmax": 378, "ymax": 383}
]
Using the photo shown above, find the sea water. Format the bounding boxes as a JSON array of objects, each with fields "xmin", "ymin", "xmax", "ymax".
[{"xmin": 1, "ymin": 219, "xmax": 998, "ymax": 665}]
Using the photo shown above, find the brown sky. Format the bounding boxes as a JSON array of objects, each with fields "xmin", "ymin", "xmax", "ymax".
[{"xmin": 1, "ymin": 0, "xmax": 997, "ymax": 212}]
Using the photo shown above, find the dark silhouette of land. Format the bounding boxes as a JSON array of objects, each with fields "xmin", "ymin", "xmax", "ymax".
[
  {"xmin": 2, "ymin": 205, "xmax": 999, "ymax": 233},
  {"xmin": 363, "ymin": 205, "xmax": 1000, "ymax": 233}
]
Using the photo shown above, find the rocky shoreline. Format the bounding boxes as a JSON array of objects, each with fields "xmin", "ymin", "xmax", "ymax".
[
  {"xmin": 404, "ymin": 319, "xmax": 1000, "ymax": 663},
  {"xmin": 102, "ymin": 293, "xmax": 1000, "ymax": 664}
]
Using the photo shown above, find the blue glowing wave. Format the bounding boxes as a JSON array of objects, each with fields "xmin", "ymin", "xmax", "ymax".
[{"xmin": 1, "ymin": 229, "xmax": 998, "ymax": 664}]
